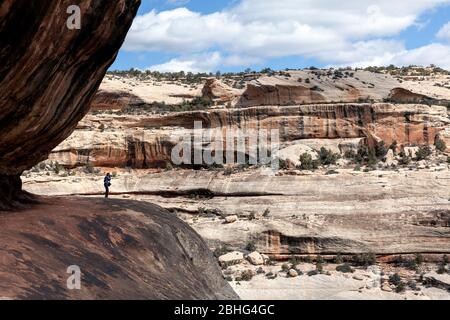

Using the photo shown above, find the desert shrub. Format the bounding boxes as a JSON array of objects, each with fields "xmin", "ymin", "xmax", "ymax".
[
  {"xmin": 389, "ymin": 141, "xmax": 398, "ymax": 153},
  {"xmin": 53, "ymin": 161, "xmax": 63, "ymax": 174},
  {"xmin": 318, "ymin": 147, "xmax": 340, "ymax": 165},
  {"xmin": 334, "ymin": 254, "xmax": 344, "ymax": 264},
  {"xmin": 83, "ymin": 162, "xmax": 95, "ymax": 174},
  {"xmin": 354, "ymin": 145, "xmax": 376, "ymax": 164},
  {"xmin": 395, "ymin": 281, "xmax": 406, "ymax": 293},
  {"xmin": 443, "ymin": 254, "xmax": 449, "ymax": 264},
  {"xmin": 407, "ymin": 281, "xmax": 419, "ymax": 291},
  {"xmin": 307, "ymin": 270, "xmax": 319, "ymax": 276},
  {"xmin": 245, "ymin": 241, "xmax": 256, "ymax": 252},
  {"xmin": 298, "ymin": 153, "xmax": 319, "ymax": 170},
  {"xmin": 240, "ymin": 270, "xmax": 254, "ymax": 281},
  {"xmin": 344, "ymin": 150, "xmax": 356, "ymax": 160},
  {"xmin": 316, "ymin": 255, "xmax": 324, "ymax": 264},
  {"xmin": 256, "ymin": 267, "xmax": 265, "ymax": 274},
  {"xmin": 415, "ymin": 145, "xmax": 432, "ymax": 161},
  {"xmin": 415, "ymin": 253, "xmax": 424, "ymax": 266},
  {"xmin": 316, "ymin": 262, "xmax": 324, "ymax": 273},
  {"xmin": 289, "ymin": 257, "xmax": 301, "ymax": 269},
  {"xmin": 278, "ymin": 158, "xmax": 289, "ymax": 170},
  {"xmin": 213, "ymin": 245, "xmax": 230, "ymax": 258},
  {"xmin": 224, "ymin": 276, "xmax": 233, "ymax": 282},
  {"xmin": 437, "ymin": 264, "xmax": 447, "ymax": 274},
  {"xmin": 325, "ymin": 169, "xmax": 339, "ymax": 175},
  {"xmin": 435, "ymin": 138, "xmax": 447, "ymax": 152},
  {"xmin": 336, "ymin": 263, "xmax": 354, "ymax": 273},
  {"xmin": 262, "ymin": 208, "xmax": 271, "ymax": 218},
  {"xmin": 375, "ymin": 141, "xmax": 388, "ymax": 158},
  {"xmin": 281, "ymin": 263, "xmax": 290, "ymax": 271},
  {"xmin": 389, "ymin": 273, "xmax": 402, "ymax": 286},
  {"xmin": 266, "ymin": 272, "xmax": 277, "ymax": 280},
  {"xmin": 352, "ymin": 252, "xmax": 376, "ymax": 266},
  {"xmin": 399, "ymin": 151, "xmax": 411, "ymax": 165}
]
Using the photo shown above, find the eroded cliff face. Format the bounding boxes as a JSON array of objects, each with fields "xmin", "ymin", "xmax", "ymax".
[
  {"xmin": 49, "ymin": 103, "xmax": 450, "ymax": 169},
  {"xmin": 0, "ymin": 197, "xmax": 238, "ymax": 300},
  {"xmin": 0, "ymin": 0, "xmax": 140, "ymax": 208},
  {"xmin": 235, "ymin": 71, "xmax": 401, "ymax": 107}
]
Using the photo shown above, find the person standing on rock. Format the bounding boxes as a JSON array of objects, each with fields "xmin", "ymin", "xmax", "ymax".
[{"xmin": 104, "ymin": 173, "xmax": 112, "ymax": 198}]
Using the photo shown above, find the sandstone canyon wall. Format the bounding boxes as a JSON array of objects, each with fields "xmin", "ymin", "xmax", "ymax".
[
  {"xmin": 0, "ymin": 0, "xmax": 140, "ymax": 208},
  {"xmin": 49, "ymin": 103, "xmax": 450, "ymax": 169}
]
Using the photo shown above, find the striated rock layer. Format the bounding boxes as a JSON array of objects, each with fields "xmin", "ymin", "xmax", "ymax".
[
  {"xmin": 0, "ymin": 0, "xmax": 140, "ymax": 208},
  {"xmin": 49, "ymin": 103, "xmax": 449, "ymax": 169},
  {"xmin": 23, "ymin": 169, "xmax": 450, "ymax": 257},
  {"xmin": 0, "ymin": 197, "xmax": 238, "ymax": 300}
]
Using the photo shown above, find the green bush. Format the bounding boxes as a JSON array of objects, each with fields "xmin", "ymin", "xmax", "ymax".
[
  {"xmin": 289, "ymin": 257, "xmax": 301, "ymax": 269},
  {"xmin": 389, "ymin": 141, "xmax": 398, "ymax": 153},
  {"xmin": 437, "ymin": 264, "xmax": 447, "ymax": 274},
  {"xmin": 298, "ymin": 153, "xmax": 319, "ymax": 170},
  {"xmin": 354, "ymin": 145, "xmax": 377, "ymax": 164},
  {"xmin": 316, "ymin": 262, "xmax": 324, "ymax": 273},
  {"xmin": 389, "ymin": 273, "xmax": 402, "ymax": 286},
  {"xmin": 395, "ymin": 282, "xmax": 406, "ymax": 293},
  {"xmin": 245, "ymin": 241, "xmax": 256, "ymax": 252},
  {"xmin": 375, "ymin": 141, "xmax": 388, "ymax": 158},
  {"xmin": 399, "ymin": 151, "xmax": 411, "ymax": 165},
  {"xmin": 240, "ymin": 270, "xmax": 254, "ymax": 281},
  {"xmin": 318, "ymin": 147, "xmax": 340, "ymax": 165},
  {"xmin": 415, "ymin": 253, "xmax": 424, "ymax": 266},
  {"xmin": 281, "ymin": 263, "xmax": 290, "ymax": 271},
  {"xmin": 353, "ymin": 252, "xmax": 377, "ymax": 266},
  {"xmin": 344, "ymin": 150, "xmax": 356, "ymax": 160},
  {"xmin": 415, "ymin": 145, "xmax": 432, "ymax": 161},
  {"xmin": 336, "ymin": 263, "xmax": 354, "ymax": 273},
  {"xmin": 334, "ymin": 254, "xmax": 344, "ymax": 264},
  {"xmin": 435, "ymin": 139, "xmax": 447, "ymax": 152},
  {"xmin": 213, "ymin": 245, "xmax": 230, "ymax": 258}
]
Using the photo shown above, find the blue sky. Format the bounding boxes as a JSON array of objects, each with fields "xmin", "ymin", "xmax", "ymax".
[{"xmin": 110, "ymin": 0, "xmax": 450, "ymax": 72}]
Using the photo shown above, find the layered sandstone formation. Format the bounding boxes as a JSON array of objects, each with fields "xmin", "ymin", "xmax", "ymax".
[
  {"xmin": 236, "ymin": 70, "xmax": 401, "ymax": 107},
  {"xmin": 23, "ymin": 168, "xmax": 450, "ymax": 257},
  {"xmin": 0, "ymin": 0, "xmax": 140, "ymax": 208},
  {"xmin": 48, "ymin": 103, "xmax": 450, "ymax": 168},
  {"xmin": 0, "ymin": 197, "xmax": 238, "ymax": 300},
  {"xmin": 202, "ymin": 78, "xmax": 243, "ymax": 104}
]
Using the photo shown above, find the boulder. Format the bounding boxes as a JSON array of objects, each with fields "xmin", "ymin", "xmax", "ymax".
[
  {"xmin": 404, "ymin": 147, "xmax": 419, "ymax": 159},
  {"xmin": 219, "ymin": 251, "xmax": 244, "ymax": 266},
  {"xmin": 225, "ymin": 215, "xmax": 238, "ymax": 224},
  {"xmin": 247, "ymin": 252, "xmax": 264, "ymax": 265},
  {"xmin": 0, "ymin": 198, "xmax": 238, "ymax": 299},
  {"xmin": 288, "ymin": 269, "xmax": 299, "ymax": 278},
  {"xmin": 381, "ymin": 284, "xmax": 393, "ymax": 292}
]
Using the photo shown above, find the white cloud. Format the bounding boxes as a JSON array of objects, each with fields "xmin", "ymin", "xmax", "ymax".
[
  {"xmin": 437, "ymin": 22, "xmax": 450, "ymax": 42},
  {"xmin": 335, "ymin": 43, "xmax": 450, "ymax": 70},
  {"xmin": 147, "ymin": 52, "xmax": 262, "ymax": 72},
  {"xmin": 125, "ymin": 0, "xmax": 450, "ymax": 71},
  {"xmin": 148, "ymin": 52, "xmax": 221, "ymax": 73}
]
